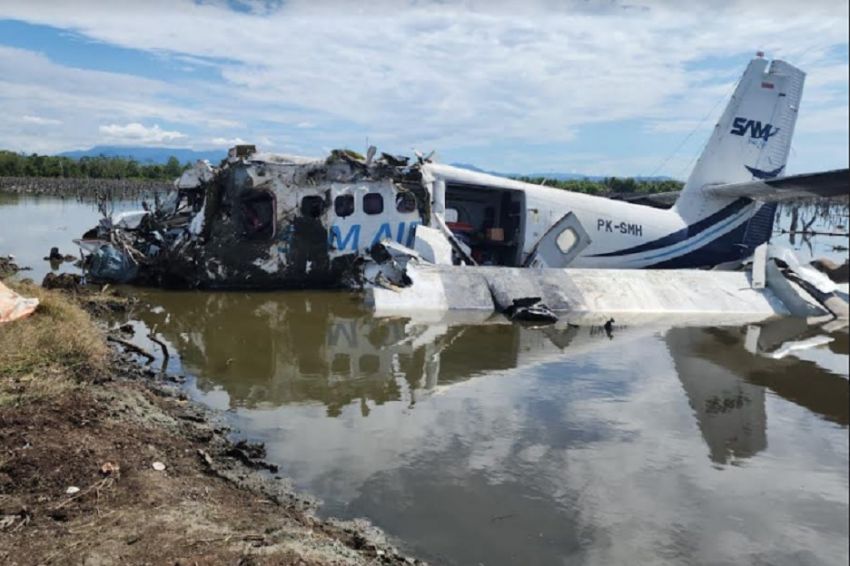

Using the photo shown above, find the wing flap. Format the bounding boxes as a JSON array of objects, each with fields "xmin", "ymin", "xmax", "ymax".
[{"xmin": 703, "ymin": 169, "xmax": 848, "ymax": 201}]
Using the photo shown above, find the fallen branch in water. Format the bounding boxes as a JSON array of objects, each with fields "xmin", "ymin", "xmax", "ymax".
[
  {"xmin": 147, "ymin": 327, "xmax": 170, "ymax": 376},
  {"xmin": 106, "ymin": 335, "xmax": 155, "ymax": 363}
]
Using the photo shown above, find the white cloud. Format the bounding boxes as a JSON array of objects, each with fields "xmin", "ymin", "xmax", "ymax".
[
  {"xmin": 208, "ymin": 136, "xmax": 247, "ymax": 147},
  {"xmin": 20, "ymin": 114, "xmax": 62, "ymax": 125},
  {"xmin": 0, "ymin": 45, "xmax": 220, "ymax": 152},
  {"xmin": 0, "ymin": 0, "xmax": 846, "ymax": 173},
  {"xmin": 797, "ymin": 106, "xmax": 850, "ymax": 135},
  {"xmin": 99, "ymin": 122, "xmax": 186, "ymax": 144}
]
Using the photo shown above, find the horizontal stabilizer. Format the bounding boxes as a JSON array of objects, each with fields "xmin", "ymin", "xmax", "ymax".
[{"xmin": 703, "ymin": 169, "xmax": 848, "ymax": 201}]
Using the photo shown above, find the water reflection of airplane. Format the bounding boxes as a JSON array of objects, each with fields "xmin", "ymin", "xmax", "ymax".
[
  {"xmin": 132, "ymin": 291, "xmax": 660, "ymax": 414},
  {"xmin": 666, "ymin": 321, "xmax": 848, "ymax": 465},
  {"xmin": 133, "ymin": 291, "xmax": 847, "ymax": 456}
]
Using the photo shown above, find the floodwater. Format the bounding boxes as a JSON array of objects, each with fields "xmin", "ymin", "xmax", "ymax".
[
  {"xmin": 2, "ymin": 194, "xmax": 849, "ymax": 565},
  {"xmin": 0, "ymin": 192, "xmax": 144, "ymax": 278}
]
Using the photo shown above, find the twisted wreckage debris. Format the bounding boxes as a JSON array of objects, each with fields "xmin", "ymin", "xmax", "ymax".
[{"xmin": 76, "ymin": 145, "xmax": 432, "ymax": 289}]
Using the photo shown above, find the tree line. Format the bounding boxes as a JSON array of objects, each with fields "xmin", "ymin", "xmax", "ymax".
[
  {"xmin": 514, "ymin": 176, "xmax": 684, "ymax": 195},
  {"xmin": 0, "ymin": 151, "xmax": 189, "ymax": 181},
  {"xmin": 1, "ymin": 150, "xmax": 684, "ymax": 195}
]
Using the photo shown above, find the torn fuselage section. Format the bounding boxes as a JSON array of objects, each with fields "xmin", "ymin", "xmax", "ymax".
[{"xmin": 77, "ymin": 148, "xmax": 432, "ymax": 289}]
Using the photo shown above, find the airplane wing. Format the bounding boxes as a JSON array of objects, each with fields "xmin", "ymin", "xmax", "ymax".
[{"xmin": 703, "ymin": 169, "xmax": 848, "ymax": 201}]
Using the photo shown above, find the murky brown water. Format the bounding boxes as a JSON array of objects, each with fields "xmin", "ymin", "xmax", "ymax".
[{"xmin": 2, "ymin": 194, "xmax": 848, "ymax": 565}]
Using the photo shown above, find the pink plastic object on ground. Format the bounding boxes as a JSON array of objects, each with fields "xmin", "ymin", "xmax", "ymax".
[{"xmin": 0, "ymin": 281, "xmax": 39, "ymax": 323}]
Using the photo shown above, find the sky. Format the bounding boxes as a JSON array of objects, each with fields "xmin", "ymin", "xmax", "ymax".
[{"xmin": 0, "ymin": 0, "xmax": 847, "ymax": 178}]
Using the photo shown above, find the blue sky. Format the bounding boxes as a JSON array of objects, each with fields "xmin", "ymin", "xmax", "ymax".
[{"xmin": 0, "ymin": 0, "xmax": 847, "ymax": 177}]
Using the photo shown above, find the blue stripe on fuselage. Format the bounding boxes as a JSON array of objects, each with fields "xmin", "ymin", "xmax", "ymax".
[
  {"xmin": 588, "ymin": 198, "xmax": 751, "ymax": 258},
  {"xmin": 647, "ymin": 220, "xmax": 749, "ymax": 268},
  {"xmin": 647, "ymin": 202, "xmax": 777, "ymax": 268},
  {"xmin": 638, "ymin": 205, "xmax": 754, "ymax": 263}
]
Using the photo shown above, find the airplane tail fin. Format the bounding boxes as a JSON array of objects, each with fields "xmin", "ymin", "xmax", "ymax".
[{"xmin": 675, "ymin": 54, "xmax": 806, "ymax": 219}]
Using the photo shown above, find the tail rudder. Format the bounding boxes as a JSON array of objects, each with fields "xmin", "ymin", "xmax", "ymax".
[{"xmin": 675, "ymin": 54, "xmax": 806, "ymax": 219}]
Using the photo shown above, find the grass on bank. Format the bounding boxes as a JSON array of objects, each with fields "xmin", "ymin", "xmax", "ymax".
[{"xmin": 0, "ymin": 281, "xmax": 108, "ymax": 406}]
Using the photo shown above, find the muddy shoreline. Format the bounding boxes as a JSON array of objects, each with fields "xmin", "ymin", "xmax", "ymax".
[{"xmin": 0, "ymin": 280, "xmax": 422, "ymax": 565}]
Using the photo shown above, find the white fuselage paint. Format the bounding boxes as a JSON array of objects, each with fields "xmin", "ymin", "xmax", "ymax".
[
  {"xmin": 325, "ymin": 180, "xmax": 421, "ymax": 258},
  {"xmin": 308, "ymin": 165, "xmax": 754, "ymax": 271},
  {"xmin": 424, "ymin": 164, "xmax": 755, "ymax": 269},
  {"xmin": 521, "ymin": 183, "xmax": 744, "ymax": 268}
]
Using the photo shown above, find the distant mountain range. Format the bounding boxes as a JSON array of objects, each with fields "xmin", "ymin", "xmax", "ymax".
[{"xmin": 57, "ymin": 145, "xmax": 225, "ymax": 164}]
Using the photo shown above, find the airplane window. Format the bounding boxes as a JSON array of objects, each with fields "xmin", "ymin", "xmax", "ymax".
[
  {"xmin": 363, "ymin": 193, "xmax": 384, "ymax": 215},
  {"xmin": 556, "ymin": 228, "xmax": 578, "ymax": 254},
  {"xmin": 240, "ymin": 191, "xmax": 275, "ymax": 240},
  {"xmin": 300, "ymin": 195, "xmax": 326, "ymax": 218},
  {"xmin": 334, "ymin": 194, "xmax": 354, "ymax": 217},
  {"xmin": 395, "ymin": 192, "xmax": 417, "ymax": 213},
  {"xmin": 360, "ymin": 354, "xmax": 380, "ymax": 373},
  {"xmin": 331, "ymin": 354, "xmax": 350, "ymax": 374}
]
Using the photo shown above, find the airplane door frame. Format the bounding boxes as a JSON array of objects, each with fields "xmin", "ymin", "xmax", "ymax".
[{"xmin": 523, "ymin": 211, "xmax": 592, "ymax": 268}]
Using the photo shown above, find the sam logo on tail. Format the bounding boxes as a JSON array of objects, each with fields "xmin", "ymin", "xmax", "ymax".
[{"xmin": 730, "ymin": 117, "xmax": 780, "ymax": 141}]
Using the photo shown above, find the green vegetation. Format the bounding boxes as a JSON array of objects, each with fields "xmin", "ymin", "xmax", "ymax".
[
  {"xmin": 0, "ymin": 151, "xmax": 188, "ymax": 180},
  {"xmin": 1, "ymin": 149, "xmax": 683, "ymax": 195},
  {"xmin": 514, "ymin": 176, "xmax": 683, "ymax": 195}
]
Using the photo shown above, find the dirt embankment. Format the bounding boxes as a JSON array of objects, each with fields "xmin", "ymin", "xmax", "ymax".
[
  {"xmin": 0, "ymin": 177, "xmax": 171, "ymax": 199},
  {"xmin": 0, "ymin": 281, "xmax": 421, "ymax": 565}
]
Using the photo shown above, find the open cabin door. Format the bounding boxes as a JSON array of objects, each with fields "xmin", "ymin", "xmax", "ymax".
[{"xmin": 523, "ymin": 212, "xmax": 591, "ymax": 268}]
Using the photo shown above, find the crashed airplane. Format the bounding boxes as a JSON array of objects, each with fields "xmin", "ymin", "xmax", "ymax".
[
  {"xmin": 76, "ymin": 53, "xmax": 849, "ymax": 322},
  {"xmin": 79, "ymin": 147, "xmax": 431, "ymax": 288}
]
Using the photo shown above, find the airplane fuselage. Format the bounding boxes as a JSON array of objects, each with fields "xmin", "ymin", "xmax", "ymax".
[
  {"xmin": 425, "ymin": 164, "xmax": 771, "ymax": 271},
  {"xmin": 523, "ymin": 184, "xmax": 766, "ymax": 269}
]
